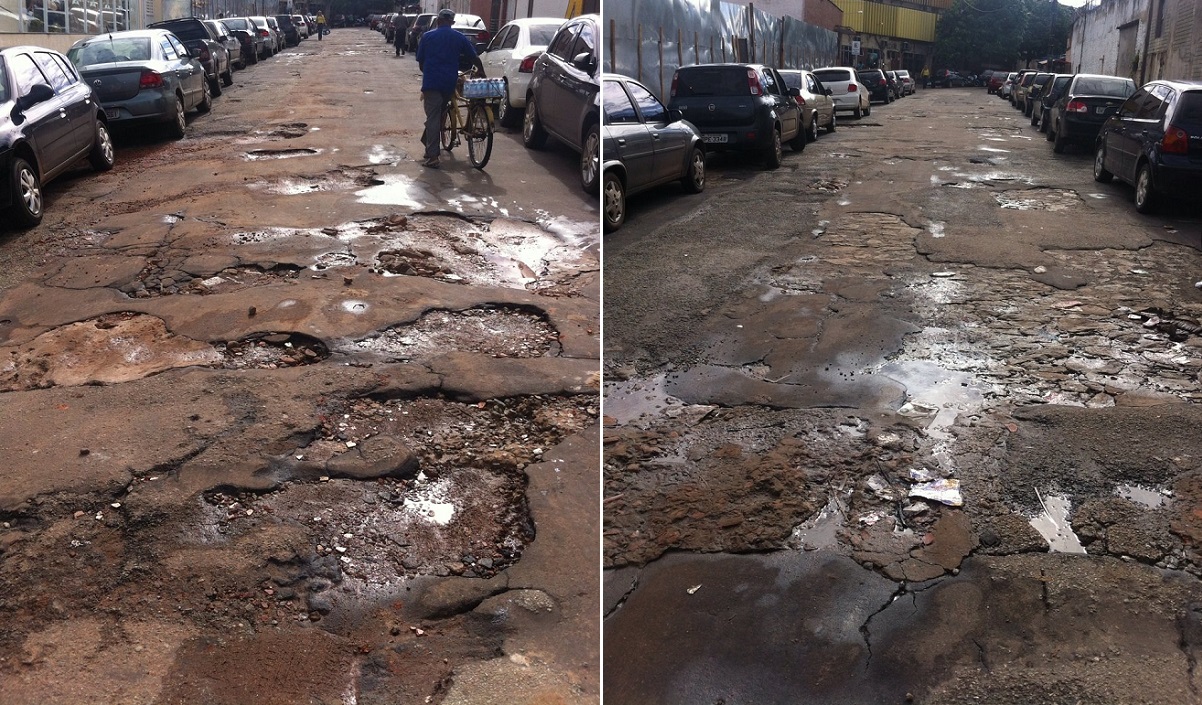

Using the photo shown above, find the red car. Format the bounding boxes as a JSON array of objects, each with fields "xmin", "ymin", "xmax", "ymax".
[{"xmin": 988, "ymin": 72, "xmax": 1007, "ymax": 94}]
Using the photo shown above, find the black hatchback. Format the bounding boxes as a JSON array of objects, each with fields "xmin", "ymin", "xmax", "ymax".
[
  {"xmin": 858, "ymin": 69, "xmax": 891, "ymax": 103},
  {"xmin": 1, "ymin": 45, "xmax": 115, "ymax": 228},
  {"xmin": 1094, "ymin": 80, "xmax": 1202, "ymax": 213},
  {"xmin": 1047, "ymin": 73, "xmax": 1136, "ymax": 153}
]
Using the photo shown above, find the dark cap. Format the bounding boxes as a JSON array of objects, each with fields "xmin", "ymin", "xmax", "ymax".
[{"xmin": 437, "ymin": 8, "xmax": 454, "ymax": 21}]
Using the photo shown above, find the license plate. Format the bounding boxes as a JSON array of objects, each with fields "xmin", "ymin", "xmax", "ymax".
[
  {"xmin": 702, "ymin": 134, "xmax": 728, "ymax": 144},
  {"xmin": 105, "ymin": 108, "xmax": 119, "ymax": 120},
  {"xmin": 1095, "ymin": 106, "xmax": 1108, "ymax": 114}
]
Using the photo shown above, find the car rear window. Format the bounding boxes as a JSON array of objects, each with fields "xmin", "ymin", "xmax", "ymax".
[
  {"xmin": 160, "ymin": 22, "xmax": 207, "ymax": 41},
  {"xmin": 779, "ymin": 71, "xmax": 802, "ymax": 91},
  {"xmin": 1177, "ymin": 91, "xmax": 1202, "ymax": 123},
  {"xmin": 674, "ymin": 67, "xmax": 750, "ymax": 97},
  {"xmin": 1073, "ymin": 77, "xmax": 1134, "ymax": 97},
  {"xmin": 224, "ymin": 18, "xmax": 251, "ymax": 30},
  {"xmin": 813, "ymin": 69, "xmax": 850, "ymax": 84},
  {"xmin": 529, "ymin": 23, "xmax": 559, "ymax": 46},
  {"xmin": 71, "ymin": 38, "xmax": 151, "ymax": 65}
]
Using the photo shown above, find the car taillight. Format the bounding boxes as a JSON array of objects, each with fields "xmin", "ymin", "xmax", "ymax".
[
  {"xmin": 1163, "ymin": 124, "xmax": 1190, "ymax": 154},
  {"xmin": 794, "ymin": 96, "xmax": 805, "ymax": 106},
  {"xmin": 518, "ymin": 54, "xmax": 538, "ymax": 73},
  {"xmin": 139, "ymin": 70, "xmax": 163, "ymax": 89},
  {"xmin": 259, "ymin": 29, "xmax": 269, "ymax": 37},
  {"xmin": 670, "ymin": 73, "xmax": 679, "ymax": 98},
  {"xmin": 1066, "ymin": 99, "xmax": 1088, "ymax": 113},
  {"xmin": 847, "ymin": 83, "xmax": 857, "ymax": 93},
  {"xmin": 476, "ymin": 30, "xmax": 489, "ymax": 43},
  {"xmin": 747, "ymin": 68, "xmax": 762, "ymax": 96}
]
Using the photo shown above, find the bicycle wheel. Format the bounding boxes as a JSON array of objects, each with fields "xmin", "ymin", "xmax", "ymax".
[
  {"xmin": 440, "ymin": 103, "xmax": 455, "ymax": 152},
  {"xmin": 466, "ymin": 102, "xmax": 494, "ymax": 169}
]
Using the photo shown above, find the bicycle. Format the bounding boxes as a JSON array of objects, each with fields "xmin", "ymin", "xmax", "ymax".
[{"xmin": 439, "ymin": 69, "xmax": 498, "ymax": 169}]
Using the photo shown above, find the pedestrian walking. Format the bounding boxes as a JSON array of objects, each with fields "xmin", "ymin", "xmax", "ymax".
[
  {"xmin": 394, "ymin": 14, "xmax": 410, "ymax": 56},
  {"xmin": 316, "ymin": 11, "xmax": 325, "ymax": 40},
  {"xmin": 921, "ymin": 66, "xmax": 930, "ymax": 89},
  {"xmin": 416, "ymin": 8, "xmax": 485, "ymax": 168}
]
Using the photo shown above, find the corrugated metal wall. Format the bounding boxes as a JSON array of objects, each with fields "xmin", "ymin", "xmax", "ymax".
[{"xmin": 830, "ymin": 0, "xmax": 937, "ymax": 42}]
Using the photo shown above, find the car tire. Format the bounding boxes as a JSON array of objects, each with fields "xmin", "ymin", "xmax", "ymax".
[
  {"xmin": 522, "ymin": 93, "xmax": 548, "ymax": 149},
  {"xmin": 8, "ymin": 157, "xmax": 43, "ymax": 229},
  {"xmin": 765, "ymin": 127, "xmax": 783, "ymax": 169},
  {"xmin": 208, "ymin": 74, "xmax": 222, "ymax": 98},
  {"xmin": 1093, "ymin": 143, "xmax": 1113, "ymax": 183},
  {"xmin": 581, "ymin": 122, "xmax": 600, "ymax": 193},
  {"xmin": 1030, "ymin": 109, "xmax": 1039, "ymax": 126},
  {"xmin": 789, "ymin": 121, "xmax": 806, "ymax": 151},
  {"xmin": 602, "ymin": 170, "xmax": 625, "ymax": 232},
  {"xmin": 1039, "ymin": 111, "xmax": 1048, "ymax": 133},
  {"xmin": 1052, "ymin": 126, "xmax": 1066, "ymax": 153},
  {"xmin": 826, "ymin": 110, "xmax": 836, "ymax": 133},
  {"xmin": 864, "ymin": 103, "xmax": 871, "ymax": 117},
  {"xmin": 808, "ymin": 114, "xmax": 819, "ymax": 143},
  {"xmin": 498, "ymin": 81, "xmax": 520, "ymax": 129},
  {"xmin": 88, "ymin": 121, "xmax": 115, "ymax": 172},
  {"xmin": 682, "ymin": 146, "xmax": 705, "ymax": 194},
  {"xmin": 1046, "ymin": 121, "xmax": 1055, "ymax": 142},
  {"xmin": 167, "ymin": 95, "xmax": 187, "ymax": 139},
  {"xmin": 222, "ymin": 66, "xmax": 234, "ymax": 86},
  {"xmin": 853, "ymin": 103, "xmax": 862, "ymax": 119},
  {"xmin": 196, "ymin": 80, "xmax": 212, "ymax": 114},
  {"xmin": 1134, "ymin": 162, "xmax": 1156, "ymax": 214},
  {"xmin": 246, "ymin": 48, "xmax": 257, "ymax": 65}
]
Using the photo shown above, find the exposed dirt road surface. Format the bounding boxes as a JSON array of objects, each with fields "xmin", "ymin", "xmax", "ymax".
[
  {"xmin": 604, "ymin": 86, "xmax": 1202, "ymax": 704},
  {"xmin": 0, "ymin": 29, "xmax": 599, "ymax": 705}
]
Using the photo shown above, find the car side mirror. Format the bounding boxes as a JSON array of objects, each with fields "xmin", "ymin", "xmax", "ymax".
[
  {"xmin": 788, "ymin": 87, "xmax": 801, "ymax": 97},
  {"xmin": 668, "ymin": 108, "xmax": 683, "ymax": 122},
  {"xmin": 572, "ymin": 51, "xmax": 596, "ymax": 75},
  {"xmin": 15, "ymin": 83, "xmax": 55, "ymax": 114},
  {"xmin": 825, "ymin": 87, "xmax": 833, "ymax": 96},
  {"xmin": 188, "ymin": 46, "xmax": 202, "ymax": 58}
]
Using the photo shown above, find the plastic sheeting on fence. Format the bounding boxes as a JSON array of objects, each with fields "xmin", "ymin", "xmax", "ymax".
[{"xmin": 604, "ymin": 0, "xmax": 839, "ymax": 100}]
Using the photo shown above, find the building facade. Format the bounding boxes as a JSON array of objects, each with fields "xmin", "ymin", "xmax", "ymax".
[
  {"xmin": 830, "ymin": 0, "xmax": 945, "ymax": 75},
  {"xmin": 1067, "ymin": 0, "xmax": 1200, "ymax": 81},
  {"xmin": 1142, "ymin": 0, "xmax": 1201, "ymax": 81}
]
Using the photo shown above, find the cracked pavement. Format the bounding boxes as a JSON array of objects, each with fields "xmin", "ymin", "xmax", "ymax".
[
  {"xmin": 604, "ymin": 87, "xmax": 1202, "ymax": 703},
  {"xmin": 0, "ymin": 29, "xmax": 598, "ymax": 704}
]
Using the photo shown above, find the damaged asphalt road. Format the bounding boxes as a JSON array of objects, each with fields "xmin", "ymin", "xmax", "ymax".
[
  {"xmin": 0, "ymin": 30, "xmax": 598, "ymax": 705},
  {"xmin": 604, "ymin": 89, "xmax": 1202, "ymax": 703}
]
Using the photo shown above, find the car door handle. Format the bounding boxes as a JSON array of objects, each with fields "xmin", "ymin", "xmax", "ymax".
[
  {"xmin": 652, "ymin": 134, "xmax": 660, "ymax": 141},
  {"xmin": 616, "ymin": 138, "xmax": 626, "ymax": 145},
  {"xmin": 59, "ymin": 109, "xmax": 68, "ymax": 118}
]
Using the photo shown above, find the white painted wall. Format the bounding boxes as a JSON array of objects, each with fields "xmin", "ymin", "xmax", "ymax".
[{"xmin": 1068, "ymin": 0, "xmax": 1149, "ymax": 76}]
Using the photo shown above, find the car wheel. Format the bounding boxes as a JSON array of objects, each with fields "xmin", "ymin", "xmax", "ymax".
[
  {"xmin": 581, "ymin": 122, "xmax": 600, "ymax": 193},
  {"xmin": 8, "ymin": 157, "xmax": 43, "ymax": 229},
  {"xmin": 1039, "ymin": 111, "xmax": 1048, "ymax": 133},
  {"xmin": 1093, "ymin": 143, "xmax": 1113, "ymax": 183},
  {"xmin": 603, "ymin": 170, "xmax": 625, "ymax": 232},
  {"xmin": 1046, "ymin": 121, "xmax": 1055, "ymax": 142},
  {"xmin": 196, "ymin": 80, "xmax": 212, "ymax": 114},
  {"xmin": 853, "ymin": 103, "xmax": 862, "ymax": 119},
  {"xmin": 826, "ymin": 110, "xmax": 836, "ymax": 133},
  {"xmin": 808, "ymin": 114, "xmax": 819, "ymax": 143},
  {"xmin": 498, "ymin": 81, "xmax": 520, "ymax": 129},
  {"xmin": 522, "ymin": 93, "xmax": 548, "ymax": 149},
  {"xmin": 765, "ymin": 127, "xmax": 782, "ymax": 169},
  {"xmin": 167, "ymin": 95, "xmax": 187, "ymax": 139},
  {"xmin": 1052, "ymin": 126, "xmax": 1067, "ymax": 153},
  {"xmin": 222, "ymin": 66, "xmax": 233, "ymax": 86},
  {"xmin": 88, "ymin": 121, "xmax": 115, "ymax": 172},
  {"xmin": 247, "ymin": 48, "xmax": 258, "ymax": 64},
  {"xmin": 864, "ymin": 103, "xmax": 871, "ymax": 117},
  {"xmin": 682, "ymin": 146, "xmax": 705, "ymax": 193},
  {"xmin": 1134, "ymin": 162, "xmax": 1156, "ymax": 214},
  {"xmin": 208, "ymin": 74, "xmax": 222, "ymax": 98},
  {"xmin": 789, "ymin": 121, "xmax": 806, "ymax": 151},
  {"xmin": 1030, "ymin": 109, "xmax": 1039, "ymax": 126}
]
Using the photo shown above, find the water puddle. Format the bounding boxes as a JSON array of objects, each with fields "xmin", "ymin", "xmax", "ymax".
[
  {"xmin": 1029, "ymin": 490, "xmax": 1087, "ymax": 553},
  {"xmin": 312, "ymin": 251, "xmax": 357, "ymax": 270},
  {"xmin": 245, "ymin": 148, "xmax": 321, "ymax": 161},
  {"xmin": 355, "ymin": 174, "xmax": 424, "ymax": 209},
  {"xmin": 249, "ymin": 168, "xmax": 374, "ymax": 195},
  {"xmin": 349, "ymin": 306, "xmax": 558, "ymax": 362},
  {"xmin": 1117, "ymin": 484, "xmax": 1168, "ymax": 509},
  {"xmin": 978, "ymin": 146, "xmax": 1010, "ymax": 153},
  {"xmin": 995, "ymin": 188, "xmax": 1082, "ymax": 211},
  {"xmin": 366, "ymin": 145, "xmax": 404, "ymax": 165},
  {"xmin": 789, "ymin": 493, "xmax": 849, "ymax": 551},
  {"xmin": 604, "ymin": 374, "xmax": 715, "ymax": 428},
  {"xmin": 877, "ymin": 359, "xmax": 986, "ymax": 473}
]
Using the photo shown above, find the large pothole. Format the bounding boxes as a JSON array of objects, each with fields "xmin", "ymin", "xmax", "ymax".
[
  {"xmin": 350, "ymin": 306, "xmax": 558, "ymax": 362},
  {"xmin": 995, "ymin": 188, "xmax": 1082, "ymax": 211},
  {"xmin": 218, "ymin": 332, "xmax": 330, "ymax": 369}
]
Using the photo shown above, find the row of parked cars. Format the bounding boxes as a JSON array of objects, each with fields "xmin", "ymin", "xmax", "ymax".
[
  {"xmin": 997, "ymin": 68, "xmax": 1201, "ymax": 213},
  {"xmin": 1, "ymin": 14, "xmax": 315, "ymax": 228},
  {"xmin": 602, "ymin": 63, "xmax": 918, "ymax": 231}
]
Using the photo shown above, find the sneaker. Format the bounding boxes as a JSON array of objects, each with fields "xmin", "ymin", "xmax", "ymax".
[{"xmin": 422, "ymin": 156, "xmax": 440, "ymax": 168}]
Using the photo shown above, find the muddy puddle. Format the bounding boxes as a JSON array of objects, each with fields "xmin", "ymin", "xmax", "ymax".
[
  {"xmin": 350, "ymin": 306, "xmax": 558, "ymax": 362},
  {"xmin": 244, "ymin": 148, "xmax": 321, "ymax": 161},
  {"xmin": 995, "ymin": 188, "xmax": 1082, "ymax": 211},
  {"xmin": 248, "ymin": 168, "xmax": 375, "ymax": 195}
]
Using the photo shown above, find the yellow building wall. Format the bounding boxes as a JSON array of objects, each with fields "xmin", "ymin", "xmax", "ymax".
[{"xmin": 832, "ymin": 0, "xmax": 938, "ymax": 42}]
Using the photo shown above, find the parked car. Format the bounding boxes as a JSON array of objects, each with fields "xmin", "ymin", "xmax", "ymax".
[
  {"xmin": 601, "ymin": 74, "xmax": 704, "ymax": 232},
  {"xmin": 1047, "ymin": 73, "xmax": 1136, "ymax": 153},
  {"xmin": 220, "ymin": 17, "xmax": 264, "ymax": 65},
  {"xmin": 931, "ymin": 69, "xmax": 967, "ymax": 88},
  {"xmin": 987, "ymin": 71, "xmax": 1007, "ymax": 94},
  {"xmin": 273, "ymin": 15, "xmax": 300, "ymax": 47},
  {"xmin": 1023, "ymin": 72, "xmax": 1054, "ymax": 117},
  {"xmin": 148, "ymin": 16, "xmax": 231, "ymax": 95},
  {"xmin": 450, "ymin": 13, "xmax": 491, "ymax": 52},
  {"xmin": 884, "ymin": 70, "xmax": 902, "ymax": 98},
  {"xmin": 265, "ymin": 16, "xmax": 287, "ymax": 52},
  {"xmin": 1093, "ymin": 80, "xmax": 1202, "ymax": 213},
  {"xmin": 1035, "ymin": 73, "xmax": 1072, "ymax": 132},
  {"xmin": 1009, "ymin": 70, "xmax": 1033, "ymax": 106},
  {"xmin": 813, "ymin": 66, "xmax": 870, "ymax": 118},
  {"xmin": 382, "ymin": 12, "xmax": 399, "ymax": 41},
  {"xmin": 667, "ymin": 63, "xmax": 803, "ymax": 169},
  {"xmin": 204, "ymin": 19, "xmax": 244, "ymax": 71},
  {"xmin": 406, "ymin": 13, "xmax": 434, "ymax": 53},
  {"xmin": 858, "ymin": 69, "xmax": 892, "ymax": 103},
  {"xmin": 522, "ymin": 13, "xmax": 601, "ymax": 192},
  {"xmin": 779, "ymin": 69, "xmax": 836, "ymax": 144},
  {"xmin": 0, "ymin": 45, "xmax": 115, "ymax": 228},
  {"xmin": 1000, "ymin": 71, "xmax": 1018, "ymax": 98},
  {"xmin": 480, "ymin": 17, "xmax": 563, "ymax": 128},
  {"xmin": 1012, "ymin": 71, "xmax": 1040, "ymax": 113},
  {"xmin": 895, "ymin": 69, "xmax": 915, "ymax": 96},
  {"xmin": 291, "ymin": 14, "xmax": 309, "ymax": 39},
  {"xmin": 248, "ymin": 16, "xmax": 278, "ymax": 59},
  {"xmin": 67, "ymin": 29, "xmax": 211, "ymax": 141}
]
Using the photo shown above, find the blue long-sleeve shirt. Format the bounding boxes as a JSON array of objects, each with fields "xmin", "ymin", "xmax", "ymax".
[{"xmin": 416, "ymin": 26, "xmax": 477, "ymax": 93}]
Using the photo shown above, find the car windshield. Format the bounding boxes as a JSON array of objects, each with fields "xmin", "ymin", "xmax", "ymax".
[
  {"xmin": 674, "ymin": 67, "xmax": 749, "ymax": 97},
  {"xmin": 70, "ymin": 38, "xmax": 151, "ymax": 65},
  {"xmin": 1074, "ymin": 77, "xmax": 1135, "ymax": 97},
  {"xmin": 528, "ymin": 23, "xmax": 559, "ymax": 45},
  {"xmin": 813, "ymin": 69, "xmax": 849, "ymax": 83}
]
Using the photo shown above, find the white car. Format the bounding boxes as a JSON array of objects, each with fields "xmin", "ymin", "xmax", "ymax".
[
  {"xmin": 291, "ymin": 15, "xmax": 309, "ymax": 38},
  {"xmin": 812, "ymin": 66, "xmax": 871, "ymax": 118},
  {"xmin": 479, "ymin": 17, "xmax": 564, "ymax": 128}
]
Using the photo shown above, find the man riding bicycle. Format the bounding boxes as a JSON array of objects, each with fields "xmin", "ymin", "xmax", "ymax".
[{"xmin": 416, "ymin": 8, "xmax": 485, "ymax": 168}]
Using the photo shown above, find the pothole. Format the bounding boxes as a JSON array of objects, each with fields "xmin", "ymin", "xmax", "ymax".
[
  {"xmin": 811, "ymin": 178, "xmax": 847, "ymax": 193},
  {"xmin": 217, "ymin": 332, "xmax": 330, "ymax": 369},
  {"xmin": 350, "ymin": 306, "xmax": 558, "ymax": 362},
  {"xmin": 123, "ymin": 264, "xmax": 302, "ymax": 297},
  {"xmin": 995, "ymin": 188, "xmax": 1082, "ymax": 211},
  {"xmin": 312, "ymin": 252, "xmax": 357, "ymax": 270},
  {"xmin": 0, "ymin": 312, "xmax": 220, "ymax": 391},
  {"xmin": 248, "ymin": 168, "xmax": 376, "ymax": 195},
  {"xmin": 244, "ymin": 148, "xmax": 320, "ymax": 161}
]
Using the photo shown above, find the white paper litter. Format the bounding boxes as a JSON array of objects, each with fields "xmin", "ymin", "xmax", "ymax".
[{"xmin": 908, "ymin": 479, "xmax": 963, "ymax": 506}]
